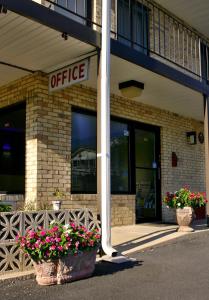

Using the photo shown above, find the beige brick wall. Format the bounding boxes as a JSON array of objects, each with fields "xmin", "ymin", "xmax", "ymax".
[{"xmin": 0, "ymin": 72, "xmax": 205, "ymax": 225}]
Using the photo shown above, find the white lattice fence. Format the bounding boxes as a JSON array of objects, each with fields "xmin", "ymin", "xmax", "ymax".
[{"xmin": 0, "ymin": 209, "xmax": 101, "ymax": 275}]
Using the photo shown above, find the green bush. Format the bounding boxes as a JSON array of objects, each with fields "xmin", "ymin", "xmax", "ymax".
[{"xmin": 0, "ymin": 204, "xmax": 12, "ymax": 212}]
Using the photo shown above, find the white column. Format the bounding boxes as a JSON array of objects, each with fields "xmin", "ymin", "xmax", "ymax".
[
  {"xmin": 98, "ymin": 0, "xmax": 117, "ymax": 256},
  {"xmin": 204, "ymin": 96, "xmax": 209, "ymax": 225}
]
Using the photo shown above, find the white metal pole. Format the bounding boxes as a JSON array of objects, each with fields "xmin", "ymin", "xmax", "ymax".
[{"xmin": 100, "ymin": 0, "xmax": 117, "ymax": 257}]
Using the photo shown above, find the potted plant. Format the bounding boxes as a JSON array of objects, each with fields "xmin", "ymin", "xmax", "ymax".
[
  {"xmin": 164, "ymin": 186, "xmax": 208, "ymax": 232},
  {"xmin": 17, "ymin": 222, "xmax": 101, "ymax": 285},
  {"xmin": 52, "ymin": 189, "xmax": 65, "ymax": 210}
]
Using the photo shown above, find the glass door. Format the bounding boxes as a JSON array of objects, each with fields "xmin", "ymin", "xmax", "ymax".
[{"xmin": 135, "ymin": 128, "xmax": 160, "ymax": 222}]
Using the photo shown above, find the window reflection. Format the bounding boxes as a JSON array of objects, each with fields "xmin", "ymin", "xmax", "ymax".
[
  {"xmin": 71, "ymin": 112, "xmax": 97, "ymax": 192},
  {"xmin": 111, "ymin": 120, "xmax": 129, "ymax": 192},
  {"xmin": 0, "ymin": 104, "xmax": 25, "ymax": 194}
]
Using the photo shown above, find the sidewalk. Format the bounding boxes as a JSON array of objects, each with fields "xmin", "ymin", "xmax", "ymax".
[{"xmin": 111, "ymin": 220, "xmax": 209, "ymax": 255}]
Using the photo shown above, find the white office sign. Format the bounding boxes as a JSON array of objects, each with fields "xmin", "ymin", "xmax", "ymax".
[{"xmin": 49, "ymin": 58, "xmax": 89, "ymax": 92}]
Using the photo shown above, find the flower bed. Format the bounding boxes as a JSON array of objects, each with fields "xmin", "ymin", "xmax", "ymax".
[
  {"xmin": 17, "ymin": 222, "xmax": 101, "ymax": 285},
  {"xmin": 0, "ymin": 209, "xmax": 100, "ymax": 276}
]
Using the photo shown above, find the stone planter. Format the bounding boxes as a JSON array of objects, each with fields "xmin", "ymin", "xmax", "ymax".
[
  {"xmin": 33, "ymin": 249, "xmax": 98, "ymax": 286},
  {"xmin": 176, "ymin": 207, "xmax": 194, "ymax": 232}
]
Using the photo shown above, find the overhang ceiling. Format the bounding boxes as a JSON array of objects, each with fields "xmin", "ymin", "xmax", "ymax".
[
  {"xmin": 85, "ymin": 55, "xmax": 204, "ymax": 121},
  {"xmin": 155, "ymin": 0, "xmax": 209, "ymax": 39},
  {"xmin": 0, "ymin": 11, "xmax": 95, "ymax": 85}
]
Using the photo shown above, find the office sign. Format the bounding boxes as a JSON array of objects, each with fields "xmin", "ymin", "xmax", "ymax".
[{"xmin": 49, "ymin": 58, "xmax": 89, "ymax": 92}]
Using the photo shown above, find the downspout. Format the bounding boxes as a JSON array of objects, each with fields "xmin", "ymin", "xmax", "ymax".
[{"xmin": 100, "ymin": 0, "xmax": 117, "ymax": 257}]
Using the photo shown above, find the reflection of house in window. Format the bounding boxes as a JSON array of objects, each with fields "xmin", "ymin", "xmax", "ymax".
[
  {"xmin": 71, "ymin": 147, "xmax": 96, "ymax": 193},
  {"xmin": 72, "ymin": 148, "xmax": 96, "ymax": 174}
]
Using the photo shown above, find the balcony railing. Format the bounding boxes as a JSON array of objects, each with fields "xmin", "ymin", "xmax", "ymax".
[{"xmin": 39, "ymin": 0, "xmax": 209, "ymax": 81}]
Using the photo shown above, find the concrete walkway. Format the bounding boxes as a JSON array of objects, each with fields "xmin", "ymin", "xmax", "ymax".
[{"xmin": 111, "ymin": 220, "xmax": 209, "ymax": 255}]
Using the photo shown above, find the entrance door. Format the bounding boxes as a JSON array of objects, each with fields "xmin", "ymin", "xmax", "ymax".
[{"xmin": 135, "ymin": 128, "xmax": 161, "ymax": 222}]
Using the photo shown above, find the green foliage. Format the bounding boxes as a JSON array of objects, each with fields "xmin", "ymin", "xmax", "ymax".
[
  {"xmin": 164, "ymin": 186, "xmax": 208, "ymax": 209},
  {"xmin": 0, "ymin": 204, "xmax": 12, "ymax": 212}
]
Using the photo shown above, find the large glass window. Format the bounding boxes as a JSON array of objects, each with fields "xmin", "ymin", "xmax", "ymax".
[
  {"xmin": 118, "ymin": 0, "xmax": 149, "ymax": 54},
  {"xmin": 71, "ymin": 111, "xmax": 130, "ymax": 194},
  {"xmin": 111, "ymin": 120, "xmax": 129, "ymax": 192},
  {"xmin": 0, "ymin": 104, "xmax": 25, "ymax": 194},
  {"xmin": 71, "ymin": 111, "xmax": 97, "ymax": 193},
  {"xmin": 55, "ymin": 0, "xmax": 87, "ymax": 24}
]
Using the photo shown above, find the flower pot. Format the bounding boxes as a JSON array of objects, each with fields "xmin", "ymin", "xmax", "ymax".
[
  {"xmin": 33, "ymin": 259, "xmax": 59, "ymax": 286},
  {"xmin": 33, "ymin": 249, "xmax": 97, "ymax": 286},
  {"xmin": 57, "ymin": 249, "xmax": 98, "ymax": 284},
  {"xmin": 176, "ymin": 206, "xmax": 194, "ymax": 232},
  {"xmin": 52, "ymin": 200, "xmax": 61, "ymax": 211},
  {"xmin": 194, "ymin": 206, "xmax": 206, "ymax": 220}
]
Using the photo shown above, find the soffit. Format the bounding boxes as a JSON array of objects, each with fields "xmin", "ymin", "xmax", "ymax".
[
  {"xmin": 85, "ymin": 55, "xmax": 203, "ymax": 121},
  {"xmin": 0, "ymin": 11, "xmax": 95, "ymax": 86}
]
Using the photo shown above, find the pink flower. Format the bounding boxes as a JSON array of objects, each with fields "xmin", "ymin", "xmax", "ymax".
[
  {"xmin": 89, "ymin": 240, "xmax": 94, "ymax": 247},
  {"xmin": 40, "ymin": 230, "xmax": 46, "ymax": 236},
  {"xmin": 75, "ymin": 241, "xmax": 79, "ymax": 249},
  {"xmin": 55, "ymin": 237, "xmax": 61, "ymax": 243},
  {"xmin": 35, "ymin": 242, "xmax": 40, "ymax": 249},
  {"xmin": 46, "ymin": 236, "xmax": 51, "ymax": 243},
  {"xmin": 50, "ymin": 245, "xmax": 56, "ymax": 250},
  {"xmin": 51, "ymin": 226, "xmax": 59, "ymax": 232},
  {"xmin": 57, "ymin": 246, "xmax": 63, "ymax": 251},
  {"xmin": 28, "ymin": 230, "xmax": 36, "ymax": 239}
]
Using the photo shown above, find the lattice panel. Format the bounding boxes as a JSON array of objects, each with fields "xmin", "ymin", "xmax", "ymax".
[
  {"xmin": 0, "ymin": 212, "xmax": 21, "ymax": 241},
  {"xmin": 0, "ymin": 243, "xmax": 22, "ymax": 273}
]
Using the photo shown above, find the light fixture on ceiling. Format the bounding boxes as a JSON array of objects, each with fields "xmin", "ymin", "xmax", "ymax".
[{"xmin": 119, "ymin": 80, "xmax": 144, "ymax": 98}]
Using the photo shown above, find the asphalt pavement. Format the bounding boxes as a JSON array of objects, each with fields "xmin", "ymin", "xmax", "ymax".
[{"xmin": 1, "ymin": 230, "xmax": 209, "ymax": 300}]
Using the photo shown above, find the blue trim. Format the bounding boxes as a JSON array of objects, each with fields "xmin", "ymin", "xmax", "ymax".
[{"xmin": 111, "ymin": 39, "xmax": 209, "ymax": 95}]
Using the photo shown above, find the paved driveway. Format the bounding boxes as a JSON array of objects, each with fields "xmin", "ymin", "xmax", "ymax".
[{"xmin": 1, "ymin": 230, "xmax": 209, "ymax": 300}]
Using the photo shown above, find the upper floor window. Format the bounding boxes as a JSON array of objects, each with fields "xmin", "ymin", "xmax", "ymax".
[
  {"xmin": 118, "ymin": 0, "xmax": 149, "ymax": 54},
  {"xmin": 201, "ymin": 42, "xmax": 209, "ymax": 81},
  {"xmin": 55, "ymin": 0, "xmax": 87, "ymax": 24}
]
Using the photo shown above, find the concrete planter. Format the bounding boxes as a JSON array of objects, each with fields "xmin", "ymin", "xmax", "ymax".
[
  {"xmin": 176, "ymin": 207, "xmax": 194, "ymax": 232},
  {"xmin": 33, "ymin": 249, "xmax": 98, "ymax": 285}
]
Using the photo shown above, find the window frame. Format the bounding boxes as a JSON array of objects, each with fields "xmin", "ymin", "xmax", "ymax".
[
  {"xmin": 0, "ymin": 101, "xmax": 26, "ymax": 194},
  {"xmin": 117, "ymin": 0, "xmax": 150, "ymax": 55},
  {"xmin": 71, "ymin": 107, "xmax": 160, "ymax": 196}
]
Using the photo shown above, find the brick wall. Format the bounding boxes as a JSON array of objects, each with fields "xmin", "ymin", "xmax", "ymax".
[{"xmin": 0, "ymin": 72, "xmax": 205, "ymax": 225}]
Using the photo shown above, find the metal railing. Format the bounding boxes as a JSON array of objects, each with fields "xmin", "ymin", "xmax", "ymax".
[{"xmin": 40, "ymin": 0, "xmax": 209, "ymax": 81}]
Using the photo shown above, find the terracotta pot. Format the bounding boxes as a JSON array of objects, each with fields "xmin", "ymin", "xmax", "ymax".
[
  {"xmin": 33, "ymin": 249, "xmax": 97, "ymax": 286},
  {"xmin": 176, "ymin": 206, "xmax": 194, "ymax": 232}
]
